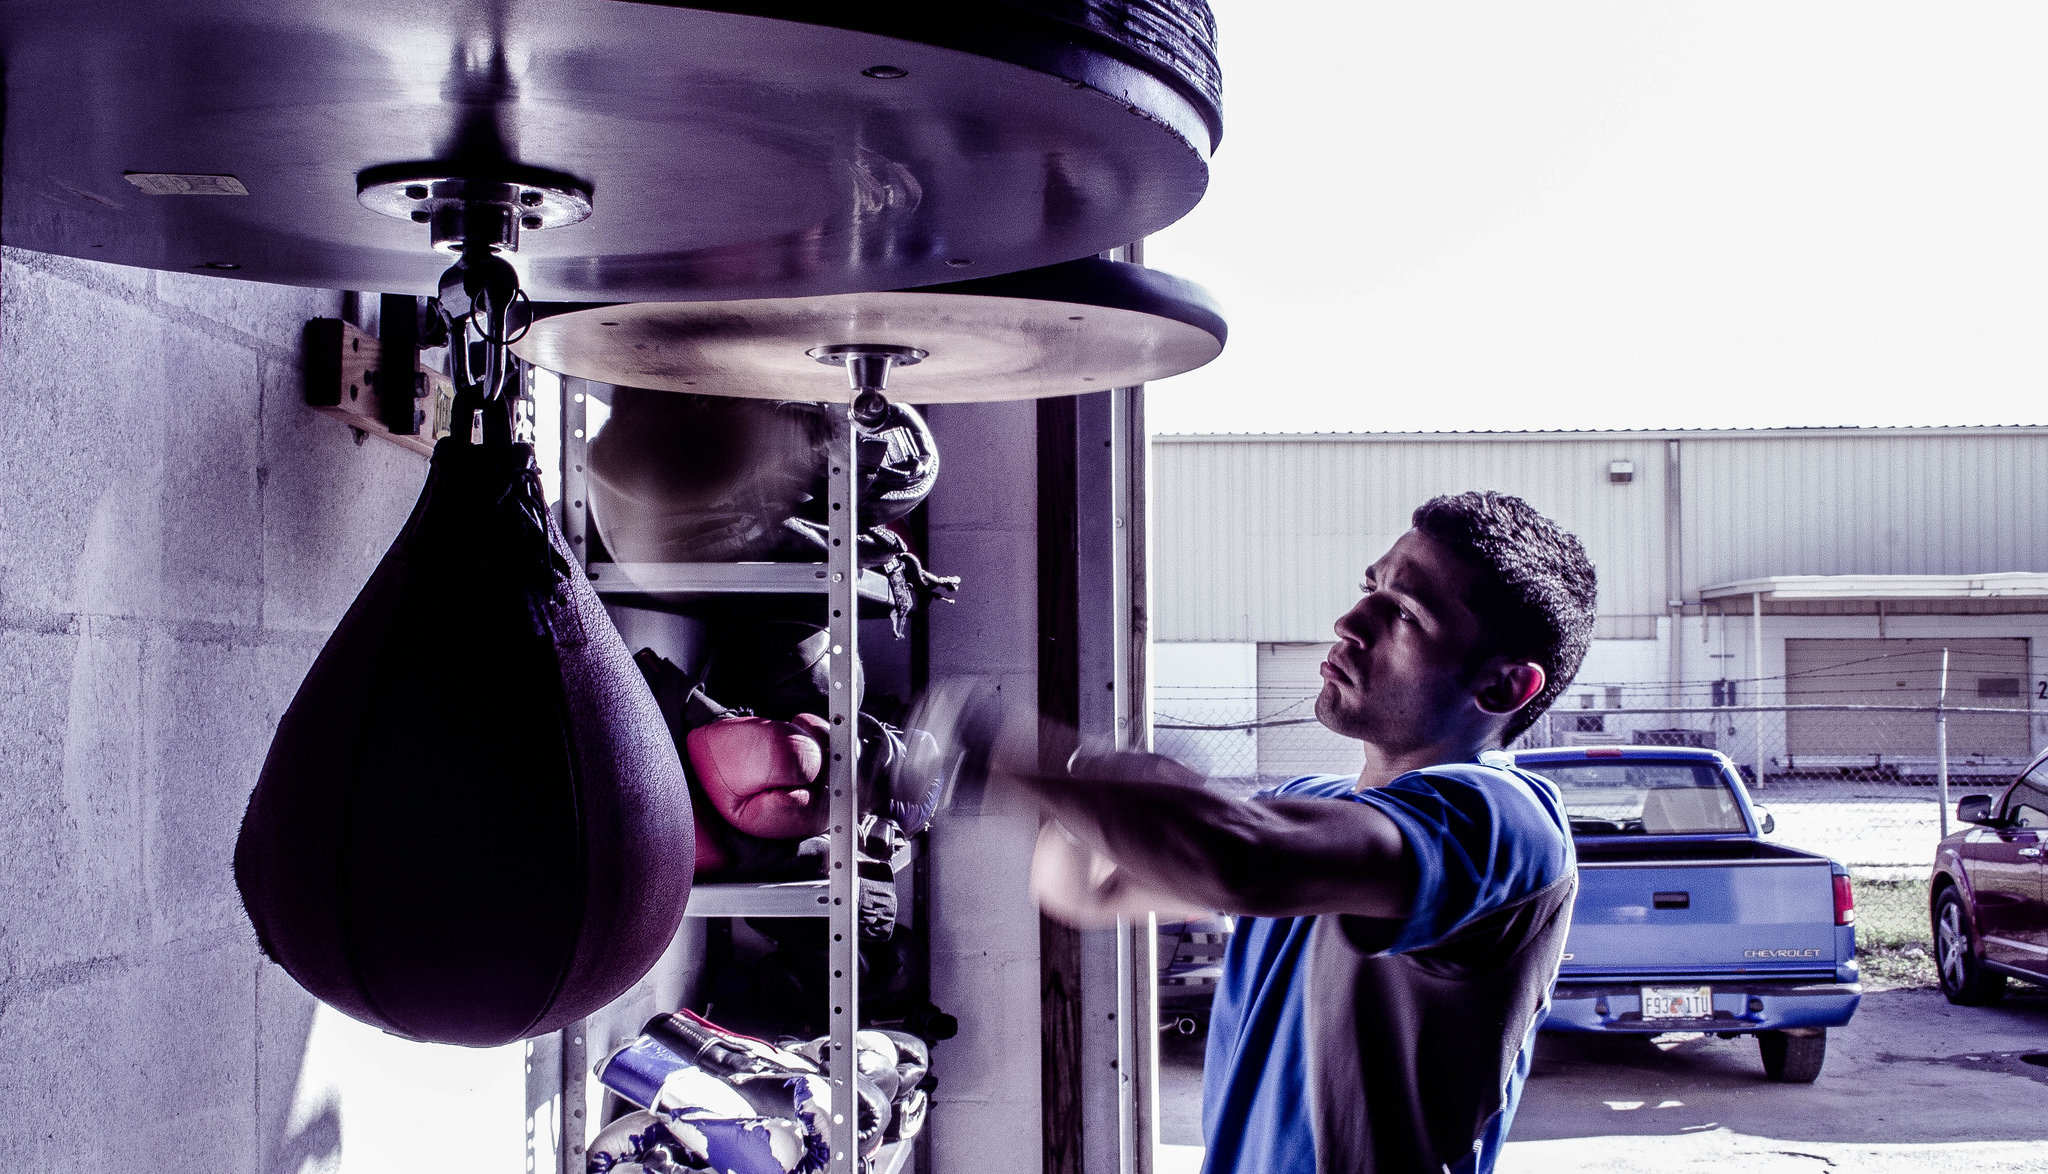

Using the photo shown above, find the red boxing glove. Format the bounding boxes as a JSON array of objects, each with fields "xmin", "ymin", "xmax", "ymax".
[{"xmin": 686, "ymin": 712, "xmax": 833, "ymax": 841}]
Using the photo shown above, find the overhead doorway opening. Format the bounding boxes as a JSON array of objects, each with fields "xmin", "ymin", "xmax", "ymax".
[{"xmin": 1783, "ymin": 637, "xmax": 2032, "ymax": 764}]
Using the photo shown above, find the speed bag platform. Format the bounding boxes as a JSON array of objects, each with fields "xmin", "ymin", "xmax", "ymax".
[{"xmin": 235, "ymin": 437, "xmax": 694, "ymax": 1047}]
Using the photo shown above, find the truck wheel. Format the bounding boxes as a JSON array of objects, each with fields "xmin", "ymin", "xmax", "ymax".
[
  {"xmin": 1758, "ymin": 1030, "xmax": 1826, "ymax": 1083},
  {"xmin": 1935, "ymin": 887, "xmax": 2007, "ymax": 1006}
]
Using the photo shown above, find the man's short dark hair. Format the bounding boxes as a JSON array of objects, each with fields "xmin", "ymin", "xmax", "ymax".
[{"xmin": 1411, "ymin": 491, "xmax": 1597, "ymax": 743}]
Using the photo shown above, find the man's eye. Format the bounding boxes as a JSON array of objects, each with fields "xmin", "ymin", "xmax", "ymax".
[{"xmin": 1397, "ymin": 609, "xmax": 1415, "ymax": 624}]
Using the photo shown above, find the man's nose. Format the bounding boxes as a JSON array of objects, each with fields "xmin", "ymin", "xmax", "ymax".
[{"xmin": 1334, "ymin": 600, "xmax": 1371, "ymax": 645}]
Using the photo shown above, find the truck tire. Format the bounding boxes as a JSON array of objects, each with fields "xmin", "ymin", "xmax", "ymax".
[
  {"xmin": 1758, "ymin": 1029, "xmax": 1826, "ymax": 1082},
  {"xmin": 1935, "ymin": 887, "xmax": 2007, "ymax": 1006}
]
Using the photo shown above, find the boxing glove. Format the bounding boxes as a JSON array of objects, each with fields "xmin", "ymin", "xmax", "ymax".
[{"xmin": 686, "ymin": 713, "xmax": 833, "ymax": 842}]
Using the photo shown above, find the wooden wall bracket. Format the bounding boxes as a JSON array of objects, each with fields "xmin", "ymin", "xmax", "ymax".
[{"xmin": 303, "ymin": 317, "xmax": 456, "ymax": 458}]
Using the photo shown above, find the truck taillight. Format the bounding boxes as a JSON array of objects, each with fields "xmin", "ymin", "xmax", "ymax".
[{"xmin": 1833, "ymin": 874, "xmax": 1856, "ymax": 926}]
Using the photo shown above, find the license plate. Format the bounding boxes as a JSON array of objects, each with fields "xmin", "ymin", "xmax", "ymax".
[{"xmin": 1641, "ymin": 985, "xmax": 1713, "ymax": 1020}]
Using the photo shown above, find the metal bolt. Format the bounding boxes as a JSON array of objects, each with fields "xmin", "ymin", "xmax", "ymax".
[
  {"xmin": 862, "ymin": 65, "xmax": 908, "ymax": 79},
  {"xmin": 404, "ymin": 184, "xmax": 429, "ymax": 200},
  {"xmin": 521, "ymin": 214, "xmax": 543, "ymax": 230},
  {"xmin": 411, "ymin": 209, "xmax": 430, "ymax": 223},
  {"xmin": 520, "ymin": 189, "xmax": 544, "ymax": 206}
]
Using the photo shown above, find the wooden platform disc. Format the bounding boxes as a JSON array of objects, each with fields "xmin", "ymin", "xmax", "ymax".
[
  {"xmin": 512, "ymin": 258, "xmax": 1227, "ymax": 401},
  {"xmin": 0, "ymin": 0, "xmax": 1214, "ymax": 301}
]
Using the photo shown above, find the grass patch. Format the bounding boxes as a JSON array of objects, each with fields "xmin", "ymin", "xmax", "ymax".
[{"xmin": 1852, "ymin": 875, "xmax": 1936, "ymax": 990}]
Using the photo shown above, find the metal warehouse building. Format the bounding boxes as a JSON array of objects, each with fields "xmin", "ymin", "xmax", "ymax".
[{"xmin": 1149, "ymin": 426, "xmax": 2048, "ymax": 785}]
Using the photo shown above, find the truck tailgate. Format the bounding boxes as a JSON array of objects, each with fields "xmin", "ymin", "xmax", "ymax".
[{"xmin": 1564, "ymin": 858, "xmax": 1839, "ymax": 978}]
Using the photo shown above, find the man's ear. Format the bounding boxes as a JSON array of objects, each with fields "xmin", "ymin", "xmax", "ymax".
[{"xmin": 1473, "ymin": 660, "xmax": 1546, "ymax": 718}]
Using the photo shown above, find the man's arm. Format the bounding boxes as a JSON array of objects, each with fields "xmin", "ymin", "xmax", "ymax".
[
  {"xmin": 1008, "ymin": 771, "xmax": 1417, "ymax": 921},
  {"xmin": 1031, "ymin": 823, "xmax": 1211, "ymax": 927}
]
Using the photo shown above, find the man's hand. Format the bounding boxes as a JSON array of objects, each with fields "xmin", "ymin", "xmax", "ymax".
[
  {"xmin": 914, "ymin": 681, "xmax": 1418, "ymax": 922},
  {"xmin": 1031, "ymin": 822, "xmax": 1209, "ymax": 927}
]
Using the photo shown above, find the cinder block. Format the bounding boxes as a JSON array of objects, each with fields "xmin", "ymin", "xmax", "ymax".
[
  {"xmin": 928, "ymin": 532, "xmax": 1037, "ymax": 677},
  {"xmin": 927, "ymin": 947, "xmax": 1040, "ymax": 1100},
  {"xmin": 0, "ymin": 268, "xmax": 169, "ymax": 619},
  {"xmin": 0, "ymin": 622, "xmax": 155, "ymax": 978},
  {"xmin": 0, "ymin": 627, "xmax": 81, "ymax": 976},
  {"xmin": 0, "ymin": 931, "xmax": 258, "ymax": 1174},
  {"xmin": 258, "ymin": 355, "xmax": 426, "ymax": 633},
  {"xmin": 926, "ymin": 400, "xmax": 1037, "ymax": 532},
  {"xmin": 927, "ymin": 805, "xmax": 1040, "ymax": 1119},
  {"xmin": 0, "ymin": 260, "xmax": 266, "ymax": 627},
  {"xmin": 253, "ymin": 639, "xmax": 325, "ymax": 736},
  {"xmin": 928, "ymin": 1088, "xmax": 1042, "ymax": 1174},
  {"xmin": 154, "ymin": 326, "xmax": 266, "ymax": 628},
  {"xmin": 3, "ymin": 245, "xmax": 160, "ymax": 300},
  {"xmin": 930, "ymin": 809, "xmax": 1037, "ymax": 928},
  {"xmin": 154, "ymin": 268, "xmax": 344, "ymax": 354},
  {"xmin": 142, "ymin": 631, "xmax": 272, "ymax": 945}
]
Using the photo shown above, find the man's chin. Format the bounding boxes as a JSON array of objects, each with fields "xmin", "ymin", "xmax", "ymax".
[{"xmin": 1314, "ymin": 686, "xmax": 1371, "ymax": 741}]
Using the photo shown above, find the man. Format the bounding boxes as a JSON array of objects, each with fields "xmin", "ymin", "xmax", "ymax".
[{"xmin": 1016, "ymin": 490, "xmax": 1597, "ymax": 1174}]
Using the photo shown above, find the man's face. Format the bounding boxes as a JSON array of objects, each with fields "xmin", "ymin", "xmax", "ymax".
[{"xmin": 1316, "ymin": 530, "xmax": 1493, "ymax": 753}]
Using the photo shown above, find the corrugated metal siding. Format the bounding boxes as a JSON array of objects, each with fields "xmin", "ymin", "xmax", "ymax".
[
  {"xmin": 1682, "ymin": 434, "xmax": 2048, "ymax": 586},
  {"xmin": 1154, "ymin": 429, "xmax": 2048, "ymax": 644},
  {"xmin": 1153, "ymin": 436, "xmax": 1665, "ymax": 642}
]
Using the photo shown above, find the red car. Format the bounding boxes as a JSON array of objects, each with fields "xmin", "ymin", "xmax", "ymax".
[{"xmin": 1931, "ymin": 747, "xmax": 2048, "ymax": 1004}]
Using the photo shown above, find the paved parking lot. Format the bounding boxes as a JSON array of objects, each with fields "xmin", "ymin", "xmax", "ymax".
[{"xmin": 1159, "ymin": 985, "xmax": 2048, "ymax": 1173}]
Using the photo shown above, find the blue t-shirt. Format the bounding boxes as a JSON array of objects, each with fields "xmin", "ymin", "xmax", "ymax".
[{"xmin": 1200, "ymin": 752, "xmax": 1573, "ymax": 1174}]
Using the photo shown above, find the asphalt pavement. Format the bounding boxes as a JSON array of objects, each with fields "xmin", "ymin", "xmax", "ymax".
[{"xmin": 1157, "ymin": 984, "xmax": 2048, "ymax": 1173}]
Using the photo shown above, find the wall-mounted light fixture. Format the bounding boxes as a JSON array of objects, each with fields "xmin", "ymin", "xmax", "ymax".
[{"xmin": 1608, "ymin": 459, "xmax": 1635, "ymax": 484}]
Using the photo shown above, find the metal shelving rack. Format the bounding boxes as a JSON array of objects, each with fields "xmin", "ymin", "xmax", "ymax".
[
  {"xmin": 535, "ymin": 253, "xmax": 1224, "ymax": 1174},
  {"xmin": 558, "ymin": 376, "xmax": 884, "ymax": 1174}
]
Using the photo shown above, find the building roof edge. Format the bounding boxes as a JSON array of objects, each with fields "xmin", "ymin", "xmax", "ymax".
[{"xmin": 1152, "ymin": 424, "xmax": 2048, "ymax": 444}]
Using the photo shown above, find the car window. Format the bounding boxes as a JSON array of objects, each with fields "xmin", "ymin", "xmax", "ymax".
[
  {"xmin": 2007, "ymin": 781, "xmax": 2048, "ymax": 830},
  {"xmin": 1517, "ymin": 760, "xmax": 1747, "ymax": 835}
]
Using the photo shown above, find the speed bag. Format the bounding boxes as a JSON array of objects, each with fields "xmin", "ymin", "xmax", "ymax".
[{"xmin": 234, "ymin": 438, "xmax": 694, "ymax": 1047}]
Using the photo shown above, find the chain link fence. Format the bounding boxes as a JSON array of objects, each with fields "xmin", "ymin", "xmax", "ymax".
[{"xmin": 1155, "ymin": 687, "xmax": 2046, "ymax": 874}]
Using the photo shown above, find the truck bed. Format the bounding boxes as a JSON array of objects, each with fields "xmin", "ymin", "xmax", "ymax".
[
  {"xmin": 1572, "ymin": 838, "xmax": 1829, "ymax": 865},
  {"xmin": 1563, "ymin": 838, "xmax": 1846, "ymax": 981}
]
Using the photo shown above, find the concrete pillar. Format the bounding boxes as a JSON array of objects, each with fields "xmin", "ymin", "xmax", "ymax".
[{"xmin": 922, "ymin": 399, "xmax": 1043, "ymax": 1174}]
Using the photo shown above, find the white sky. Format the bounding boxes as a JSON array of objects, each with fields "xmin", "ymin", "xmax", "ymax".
[{"xmin": 1144, "ymin": 2, "xmax": 2048, "ymax": 434}]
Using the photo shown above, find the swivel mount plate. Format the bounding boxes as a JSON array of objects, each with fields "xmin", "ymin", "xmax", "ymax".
[
  {"xmin": 510, "ymin": 258, "xmax": 1227, "ymax": 402},
  {"xmin": 0, "ymin": 0, "xmax": 1215, "ymax": 301}
]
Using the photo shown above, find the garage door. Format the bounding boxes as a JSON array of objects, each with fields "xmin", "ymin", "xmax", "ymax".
[
  {"xmin": 1783, "ymin": 638, "xmax": 2031, "ymax": 762},
  {"xmin": 1255, "ymin": 643, "xmax": 1360, "ymax": 779}
]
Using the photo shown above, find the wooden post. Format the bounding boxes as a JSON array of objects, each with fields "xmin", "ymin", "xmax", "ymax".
[{"xmin": 1038, "ymin": 393, "xmax": 1084, "ymax": 1174}]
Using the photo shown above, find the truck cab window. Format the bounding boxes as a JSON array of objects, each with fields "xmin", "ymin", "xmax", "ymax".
[{"xmin": 1520, "ymin": 761, "xmax": 1748, "ymax": 836}]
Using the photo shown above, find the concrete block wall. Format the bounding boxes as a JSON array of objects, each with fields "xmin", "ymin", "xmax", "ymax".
[
  {"xmin": 0, "ymin": 250, "xmax": 1053, "ymax": 1171},
  {"xmin": 922, "ymin": 400, "xmax": 1043, "ymax": 1174},
  {"xmin": 0, "ymin": 248, "xmax": 530, "ymax": 1171}
]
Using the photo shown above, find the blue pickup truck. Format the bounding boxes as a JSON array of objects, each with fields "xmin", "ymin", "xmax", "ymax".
[{"xmin": 1513, "ymin": 746, "xmax": 1861, "ymax": 1082}]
